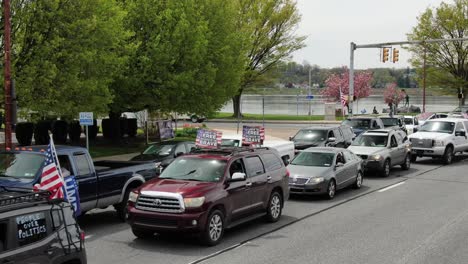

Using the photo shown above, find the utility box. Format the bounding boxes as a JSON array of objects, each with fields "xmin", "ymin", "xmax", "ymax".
[{"xmin": 324, "ymin": 103, "xmax": 336, "ymax": 121}]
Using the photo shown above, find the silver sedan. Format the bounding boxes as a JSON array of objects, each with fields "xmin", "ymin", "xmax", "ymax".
[{"xmin": 287, "ymin": 147, "xmax": 364, "ymax": 199}]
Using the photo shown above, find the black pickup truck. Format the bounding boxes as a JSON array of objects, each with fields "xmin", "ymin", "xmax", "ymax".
[{"xmin": 0, "ymin": 146, "xmax": 158, "ymax": 220}]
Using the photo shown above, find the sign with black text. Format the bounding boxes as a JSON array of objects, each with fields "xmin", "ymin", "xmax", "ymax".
[
  {"xmin": 242, "ymin": 126, "xmax": 265, "ymax": 145},
  {"xmin": 196, "ymin": 129, "xmax": 222, "ymax": 149},
  {"xmin": 158, "ymin": 120, "xmax": 175, "ymax": 139}
]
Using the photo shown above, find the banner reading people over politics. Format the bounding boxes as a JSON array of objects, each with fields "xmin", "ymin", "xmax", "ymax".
[
  {"xmin": 196, "ymin": 129, "xmax": 222, "ymax": 149},
  {"xmin": 242, "ymin": 126, "xmax": 265, "ymax": 145}
]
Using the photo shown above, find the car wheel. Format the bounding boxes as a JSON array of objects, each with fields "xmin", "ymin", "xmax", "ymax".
[
  {"xmin": 265, "ymin": 191, "xmax": 282, "ymax": 222},
  {"xmin": 443, "ymin": 146, "xmax": 454, "ymax": 165},
  {"xmin": 401, "ymin": 154, "xmax": 411, "ymax": 170},
  {"xmin": 353, "ymin": 171, "xmax": 363, "ymax": 189},
  {"xmin": 201, "ymin": 209, "xmax": 224, "ymax": 246},
  {"xmin": 115, "ymin": 190, "xmax": 130, "ymax": 222},
  {"xmin": 381, "ymin": 159, "xmax": 391, "ymax": 177},
  {"xmin": 410, "ymin": 155, "xmax": 417, "ymax": 163},
  {"xmin": 132, "ymin": 227, "xmax": 154, "ymax": 239},
  {"xmin": 191, "ymin": 115, "xmax": 199, "ymax": 123},
  {"xmin": 326, "ymin": 180, "xmax": 336, "ymax": 199}
]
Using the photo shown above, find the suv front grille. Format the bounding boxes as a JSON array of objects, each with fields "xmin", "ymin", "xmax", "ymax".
[
  {"xmin": 136, "ymin": 195, "xmax": 183, "ymax": 213},
  {"xmin": 410, "ymin": 138, "xmax": 432, "ymax": 148},
  {"xmin": 289, "ymin": 177, "xmax": 309, "ymax": 185}
]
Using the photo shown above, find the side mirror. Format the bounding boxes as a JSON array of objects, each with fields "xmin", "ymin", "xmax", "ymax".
[
  {"xmin": 175, "ymin": 152, "xmax": 184, "ymax": 157},
  {"xmin": 289, "ymin": 136, "xmax": 293, "ymax": 141},
  {"xmin": 230, "ymin": 172, "xmax": 246, "ymax": 182},
  {"xmin": 156, "ymin": 166, "xmax": 163, "ymax": 174},
  {"xmin": 328, "ymin": 137, "xmax": 336, "ymax": 143},
  {"xmin": 335, "ymin": 162, "xmax": 344, "ymax": 168},
  {"xmin": 456, "ymin": 130, "xmax": 466, "ymax": 137}
]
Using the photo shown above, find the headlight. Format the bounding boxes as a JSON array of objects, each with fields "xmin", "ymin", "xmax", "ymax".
[
  {"xmin": 128, "ymin": 191, "xmax": 139, "ymax": 203},
  {"xmin": 433, "ymin": 140, "xmax": 445, "ymax": 147},
  {"xmin": 370, "ymin": 154, "xmax": 382, "ymax": 161},
  {"xmin": 183, "ymin": 197, "xmax": 205, "ymax": 208},
  {"xmin": 308, "ymin": 177, "xmax": 325, "ymax": 184}
]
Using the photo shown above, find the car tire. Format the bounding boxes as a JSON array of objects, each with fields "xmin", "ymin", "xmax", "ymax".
[
  {"xmin": 326, "ymin": 179, "xmax": 336, "ymax": 199},
  {"xmin": 381, "ymin": 159, "xmax": 391, "ymax": 177},
  {"xmin": 200, "ymin": 209, "xmax": 225, "ymax": 246},
  {"xmin": 132, "ymin": 227, "xmax": 154, "ymax": 239},
  {"xmin": 115, "ymin": 190, "xmax": 130, "ymax": 222},
  {"xmin": 265, "ymin": 191, "xmax": 283, "ymax": 223},
  {"xmin": 410, "ymin": 155, "xmax": 417, "ymax": 163},
  {"xmin": 443, "ymin": 146, "xmax": 454, "ymax": 165},
  {"xmin": 191, "ymin": 115, "xmax": 199, "ymax": 123},
  {"xmin": 401, "ymin": 154, "xmax": 411, "ymax": 170},
  {"xmin": 353, "ymin": 171, "xmax": 363, "ymax": 189}
]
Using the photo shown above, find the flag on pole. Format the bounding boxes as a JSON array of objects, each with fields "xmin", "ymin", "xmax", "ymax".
[
  {"xmin": 34, "ymin": 137, "xmax": 66, "ymax": 200},
  {"xmin": 339, "ymin": 87, "xmax": 347, "ymax": 115}
]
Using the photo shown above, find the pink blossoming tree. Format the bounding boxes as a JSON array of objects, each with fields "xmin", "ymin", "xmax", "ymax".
[{"xmin": 383, "ymin": 83, "xmax": 405, "ymax": 107}]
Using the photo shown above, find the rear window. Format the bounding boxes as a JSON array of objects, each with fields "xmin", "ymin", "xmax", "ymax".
[
  {"xmin": 290, "ymin": 152, "xmax": 334, "ymax": 167},
  {"xmin": 244, "ymin": 156, "xmax": 265, "ymax": 176},
  {"xmin": 380, "ymin": 118, "xmax": 398, "ymax": 127},
  {"xmin": 0, "ymin": 153, "xmax": 45, "ymax": 180},
  {"xmin": 261, "ymin": 153, "xmax": 283, "ymax": 171},
  {"xmin": 342, "ymin": 119, "xmax": 371, "ymax": 129}
]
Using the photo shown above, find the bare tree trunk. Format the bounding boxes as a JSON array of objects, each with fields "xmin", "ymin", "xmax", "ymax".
[{"xmin": 232, "ymin": 94, "xmax": 242, "ymax": 118}]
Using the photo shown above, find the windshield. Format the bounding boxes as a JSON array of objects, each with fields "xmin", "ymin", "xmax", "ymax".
[
  {"xmin": 142, "ymin": 144, "xmax": 176, "ymax": 156},
  {"xmin": 290, "ymin": 152, "xmax": 334, "ymax": 167},
  {"xmin": 293, "ymin": 129, "xmax": 327, "ymax": 142},
  {"xmin": 419, "ymin": 121, "xmax": 455, "ymax": 134},
  {"xmin": 159, "ymin": 157, "xmax": 226, "ymax": 182},
  {"xmin": 221, "ymin": 139, "xmax": 241, "ymax": 147},
  {"xmin": 0, "ymin": 153, "xmax": 45, "ymax": 180},
  {"xmin": 352, "ymin": 135, "xmax": 388, "ymax": 147},
  {"xmin": 381, "ymin": 118, "xmax": 398, "ymax": 127},
  {"xmin": 342, "ymin": 119, "xmax": 371, "ymax": 129},
  {"xmin": 404, "ymin": 118, "xmax": 413, "ymax": 125}
]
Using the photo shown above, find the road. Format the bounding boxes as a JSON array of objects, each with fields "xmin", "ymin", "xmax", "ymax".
[{"xmin": 81, "ymin": 122, "xmax": 468, "ymax": 264}]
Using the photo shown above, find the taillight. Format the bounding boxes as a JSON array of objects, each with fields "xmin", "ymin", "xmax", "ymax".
[
  {"xmin": 80, "ymin": 231, "xmax": 86, "ymax": 241},
  {"xmin": 285, "ymin": 169, "xmax": 290, "ymax": 177}
]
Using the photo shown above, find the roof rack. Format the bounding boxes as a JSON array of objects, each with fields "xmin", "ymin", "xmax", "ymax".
[
  {"xmin": 190, "ymin": 146, "xmax": 270, "ymax": 156},
  {"xmin": 0, "ymin": 187, "xmax": 52, "ymax": 213}
]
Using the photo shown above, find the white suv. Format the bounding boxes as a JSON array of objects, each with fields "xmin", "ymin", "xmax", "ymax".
[{"xmin": 408, "ymin": 118, "xmax": 468, "ymax": 164}]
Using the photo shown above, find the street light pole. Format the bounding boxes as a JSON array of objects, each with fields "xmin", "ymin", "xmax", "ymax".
[
  {"xmin": 422, "ymin": 46, "xmax": 427, "ymax": 113},
  {"xmin": 308, "ymin": 68, "xmax": 311, "ymax": 116},
  {"xmin": 3, "ymin": 0, "xmax": 12, "ymax": 150}
]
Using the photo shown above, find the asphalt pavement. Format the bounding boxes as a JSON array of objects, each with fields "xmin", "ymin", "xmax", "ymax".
[{"xmin": 80, "ymin": 122, "xmax": 468, "ymax": 264}]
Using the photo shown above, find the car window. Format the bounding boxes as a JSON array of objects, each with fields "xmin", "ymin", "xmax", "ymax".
[
  {"xmin": 352, "ymin": 134, "xmax": 388, "ymax": 147},
  {"xmin": 372, "ymin": 120, "xmax": 378, "ymax": 128},
  {"xmin": 390, "ymin": 136, "xmax": 397, "ymax": 147},
  {"xmin": 343, "ymin": 151, "xmax": 354, "ymax": 163},
  {"xmin": 336, "ymin": 152, "xmax": 346, "ymax": 164},
  {"xmin": 394, "ymin": 133, "xmax": 403, "ymax": 144},
  {"xmin": 290, "ymin": 152, "xmax": 334, "ymax": 167},
  {"xmin": 455, "ymin": 122, "xmax": 464, "ymax": 132},
  {"xmin": 328, "ymin": 130, "xmax": 335, "ymax": 138},
  {"xmin": 73, "ymin": 153, "xmax": 92, "ymax": 176},
  {"xmin": 229, "ymin": 159, "xmax": 246, "ymax": 177},
  {"xmin": 261, "ymin": 153, "xmax": 283, "ymax": 171},
  {"xmin": 58, "ymin": 155, "xmax": 75, "ymax": 176},
  {"xmin": 333, "ymin": 128, "xmax": 343, "ymax": 141},
  {"xmin": 244, "ymin": 156, "xmax": 265, "ymax": 177},
  {"xmin": 414, "ymin": 118, "xmax": 419, "ymax": 125},
  {"xmin": 175, "ymin": 144, "xmax": 186, "ymax": 154}
]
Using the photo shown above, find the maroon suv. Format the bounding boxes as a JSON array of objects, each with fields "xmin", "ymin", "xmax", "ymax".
[{"xmin": 126, "ymin": 147, "xmax": 289, "ymax": 246}]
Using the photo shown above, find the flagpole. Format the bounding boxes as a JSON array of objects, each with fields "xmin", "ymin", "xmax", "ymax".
[{"xmin": 49, "ymin": 135, "xmax": 64, "ymax": 178}]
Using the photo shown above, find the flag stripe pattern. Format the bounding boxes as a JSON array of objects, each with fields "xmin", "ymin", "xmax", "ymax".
[{"xmin": 36, "ymin": 142, "xmax": 65, "ymax": 199}]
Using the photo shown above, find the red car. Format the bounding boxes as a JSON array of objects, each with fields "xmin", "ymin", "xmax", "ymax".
[{"xmin": 126, "ymin": 147, "xmax": 289, "ymax": 246}]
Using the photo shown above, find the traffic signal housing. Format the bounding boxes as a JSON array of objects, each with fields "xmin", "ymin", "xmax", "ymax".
[
  {"xmin": 382, "ymin": 48, "xmax": 390, "ymax": 63},
  {"xmin": 392, "ymin": 48, "xmax": 399, "ymax": 63}
]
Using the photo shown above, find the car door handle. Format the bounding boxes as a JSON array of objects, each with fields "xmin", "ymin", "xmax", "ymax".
[{"xmin": 245, "ymin": 182, "xmax": 252, "ymax": 188}]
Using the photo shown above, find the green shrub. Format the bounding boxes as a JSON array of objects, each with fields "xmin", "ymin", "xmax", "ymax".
[
  {"xmin": 68, "ymin": 121, "xmax": 82, "ymax": 143},
  {"xmin": 127, "ymin": 118, "xmax": 138, "ymax": 137},
  {"xmin": 34, "ymin": 120, "xmax": 52, "ymax": 145},
  {"xmin": 52, "ymin": 120, "xmax": 68, "ymax": 144},
  {"xmin": 175, "ymin": 127, "xmax": 198, "ymax": 138},
  {"xmin": 15, "ymin": 122, "xmax": 34, "ymax": 146}
]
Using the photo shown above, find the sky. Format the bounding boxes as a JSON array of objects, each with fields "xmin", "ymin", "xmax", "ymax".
[{"xmin": 292, "ymin": 0, "xmax": 447, "ymax": 69}]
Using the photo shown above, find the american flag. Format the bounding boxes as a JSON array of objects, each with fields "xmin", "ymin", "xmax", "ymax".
[
  {"xmin": 35, "ymin": 140, "xmax": 65, "ymax": 199},
  {"xmin": 340, "ymin": 90, "xmax": 347, "ymax": 107},
  {"xmin": 195, "ymin": 129, "xmax": 222, "ymax": 149}
]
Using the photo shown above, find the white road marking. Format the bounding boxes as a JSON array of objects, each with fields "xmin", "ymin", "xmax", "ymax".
[{"xmin": 378, "ymin": 182, "xmax": 405, "ymax": 193}]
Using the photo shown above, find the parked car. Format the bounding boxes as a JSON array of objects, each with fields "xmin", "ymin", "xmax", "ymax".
[
  {"xmin": 348, "ymin": 129, "xmax": 412, "ymax": 177},
  {"xmin": 126, "ymin": 147, "xmax": 289, "ymax": 246},
  {"xmin": 342, "ymin": 116, "xmax": 384, "ymax": 137},
  {"xmin": 287, "ymin": 148, "xmax": 363, "ymax": 199},
  {"xmin": 289, "ymin": 125, "xmax": 355, "ymax": 150},
  {"xmin": 408, "ymin": 118, "xmax": 468, "ymax": 164},
  {"xmin": 221, "ymin": 133, "xmax": 295, "ymax": 164},
  {"xmin": 0, "ymin": 146, "xmax": 159, "ymax": 220},
  {"xmin": 0, "ymin": 188, "xmax": 86, "ymax": 264},
  {"xmin": 451, "ymin": 106, "xmax": 468, "ymax": 114},
  {"xmin": 379, "ymin": 115, "xmax": 408, "ymax": 134},
  {"xmin": 417, "ymin": 112, "xmax": 448, "ymax": 126},
  {"xmin": 404, "ymin": 115, "xmax": 420, "ymax": 135},
  {"xmin": 130, "ymin": 140, "xmax": 196, "ymax": 169}
]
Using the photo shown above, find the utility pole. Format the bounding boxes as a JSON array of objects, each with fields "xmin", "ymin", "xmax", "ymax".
[
  {"xmin": 349, "ymin": 37, "xmax": 468, "ymax": 115},
  {"xmin": 3, "ymin": 0, "xmax": 12, "ymax": 149},
  {"xmin": 308, "ymin": 68, "xmax": 311, "ymax": 116}
]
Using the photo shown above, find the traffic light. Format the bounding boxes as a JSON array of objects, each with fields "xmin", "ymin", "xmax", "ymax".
[
  {"xmin": 382, "ymin": 48, "xmax": 390, "ymax": 63},
  {"xmin": 392, "ymin": 48, "xmax": 399, "ymax": 63}
]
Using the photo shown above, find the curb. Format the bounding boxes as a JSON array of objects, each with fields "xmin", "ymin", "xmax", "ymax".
[{"xmin": 206, "ymin": 119, "xmax": 341, "ymax": 125}]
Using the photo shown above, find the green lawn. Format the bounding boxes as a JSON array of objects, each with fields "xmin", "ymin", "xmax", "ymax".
[{"xmin": 213, "ymin": 112, "xmax": 345, "ymax": 121}]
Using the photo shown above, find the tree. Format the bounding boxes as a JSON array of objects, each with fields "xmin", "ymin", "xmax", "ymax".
[
  {"xmin": 232, "ymin": 0, "xmax": 306, "ymax": 117},
  {"xmin": 384, "ymin": 83, "xmax": 405, "ymax": 107},
  {"xmin": 407, "ymin": 0, "xmax": 468, "ymax": 104},
  {"xmin": 112, "ymin": 0, "xmax": 245, "ymax": 117},
  {"xmin": 321, "ymin": 67, "xmax": 373, "ymax": 101},
  {"xmin": 5, "ymin": 0, "xmax": 129, "ymax": 119}
]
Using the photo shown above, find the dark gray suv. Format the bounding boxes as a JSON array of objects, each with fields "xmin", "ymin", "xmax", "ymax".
[
  {"xmin": 290, "ymin": 125, "xmax": 355, "ymax": 150},
  {"xmin": 0, "ymin": 188, "xmax": 87, "ymax": 264}
]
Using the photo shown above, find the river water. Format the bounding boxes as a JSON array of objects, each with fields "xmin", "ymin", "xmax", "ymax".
[{"xmin": 221, "ymin": 94, "xmax": 458, "ymax": 115}]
